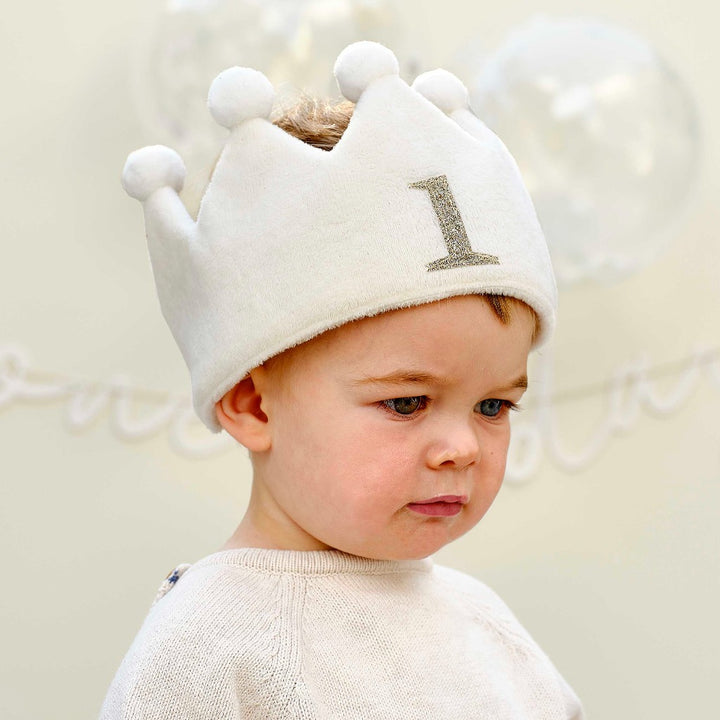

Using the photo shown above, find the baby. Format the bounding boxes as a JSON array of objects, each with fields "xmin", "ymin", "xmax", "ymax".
[{"xmin": 101, "ymin": 41, "xmax": 584, "ymax": 719}]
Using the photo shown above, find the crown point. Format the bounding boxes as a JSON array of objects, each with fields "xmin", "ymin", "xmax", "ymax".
[
  {"xmin": 412, "ymin": 69, "xmax": 469, "ymax": 114},
  {"xmin": 122, "ymin": 145, "xmax": 185, "ymax": 201},
  {"xmin": 334, "ymin": 41, "xmax": 399, "ymax": 102},
  {"xmin": 208, "ymin": 66, "xmax": 275, "ymax": 129}
]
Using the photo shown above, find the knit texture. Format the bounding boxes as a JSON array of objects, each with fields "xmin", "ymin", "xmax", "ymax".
[{"xmin": 99, "ymin": 548, "xmax": 584, "ymax": 719}]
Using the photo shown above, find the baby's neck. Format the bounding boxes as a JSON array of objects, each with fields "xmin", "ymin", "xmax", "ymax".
[{"xmin": 219, "ymin": 513, "xmax": 331, "ymax": 553}]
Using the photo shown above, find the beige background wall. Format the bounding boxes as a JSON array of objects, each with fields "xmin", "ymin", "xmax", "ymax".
[{"xmin": 1, "ymin": 1, "xmax": 718, "ymax": 718}]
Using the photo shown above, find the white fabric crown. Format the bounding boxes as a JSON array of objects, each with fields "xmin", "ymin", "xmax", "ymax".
[{"xmin": 122, "ymin": 40, "xmax": 557, "ymax": 433}]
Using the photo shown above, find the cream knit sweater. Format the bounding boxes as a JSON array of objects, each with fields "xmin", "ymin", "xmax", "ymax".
[{"xmin": 99, "ymin": 548, "xmax": 584, "ymax": 719}]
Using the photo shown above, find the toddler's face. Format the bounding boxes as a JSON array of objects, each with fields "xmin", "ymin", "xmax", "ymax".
[{"xmin": 245, "ymin": 295, "xmax": 534, "ymax": 560}]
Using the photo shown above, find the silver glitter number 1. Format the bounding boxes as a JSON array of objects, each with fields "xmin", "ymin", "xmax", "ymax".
[{"xmin": 409, "ymin": 174, "xmax": 500, "ymax": 271}]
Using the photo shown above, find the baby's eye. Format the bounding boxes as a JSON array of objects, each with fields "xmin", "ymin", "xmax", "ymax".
[
  {"xmin": 382, "ymin": 396, "xmax": 427, "ymax": 415},
  {"xmin": 476, "ymin": 398, "xmax": 515, "ymax": 417}
]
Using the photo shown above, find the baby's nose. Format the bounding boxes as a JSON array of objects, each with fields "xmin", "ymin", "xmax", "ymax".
[{"xmin": 425, "ymin": 421, "xmax": 480, "ymax": 469}]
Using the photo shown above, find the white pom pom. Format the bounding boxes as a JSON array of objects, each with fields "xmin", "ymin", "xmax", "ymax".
[
  {"xmin": 208, "ymin": 67, "xmax": 275, "ymax": 129},
  {"xmin": 412, "ymin": 69, "xmax": 469, "ymax": 114},
  {"xmin": 333, "ymin": 41, "xmax": 399, "ymax": 102},
  {"xmin": 122, "ymin": 145, "xmax": 186, "ymax": 201}
]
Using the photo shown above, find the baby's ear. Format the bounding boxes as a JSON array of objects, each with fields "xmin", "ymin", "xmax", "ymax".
[{"xmin": 215, "ymin": 372, "xmax": 271, "ymax": 452}]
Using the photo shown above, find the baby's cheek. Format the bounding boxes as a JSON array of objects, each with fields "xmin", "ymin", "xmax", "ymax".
[
  {"xmin": 485, "ymin": 426, "xmax": 511, "ymax": 460},
  {"xmin": 332, "ymin": 481, "xmax": 391, "ymax": 525}
]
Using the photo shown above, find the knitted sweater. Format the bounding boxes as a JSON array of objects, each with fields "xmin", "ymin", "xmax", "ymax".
[{"xmin": 99, "ymin": 548, "xmax": 584, "ymax": 719}]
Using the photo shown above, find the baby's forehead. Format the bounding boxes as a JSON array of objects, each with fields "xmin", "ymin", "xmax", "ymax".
[
  {"xmin": 289, "ymin": 296, "xmax": 533, "ymax": 376},
  {"xmin": 323, "ymin": 295, "xmax": 512, "ymax": 345}
]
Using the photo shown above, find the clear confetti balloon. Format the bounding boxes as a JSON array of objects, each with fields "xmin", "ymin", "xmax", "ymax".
[
  {"xmin": 459, "ymin": 16, "xmax": 701, "ymax": 285},
  {"xmin": 130, "ymin": 0, "xmax": 423, "ymax": 167}
]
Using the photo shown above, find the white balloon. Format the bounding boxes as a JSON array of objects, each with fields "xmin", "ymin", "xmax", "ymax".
[
  {"xmin": 130, "ymin": 0, "xmax": 424, "ymax": 168},
  {"xmin": 459, "ymin": 15, "xmax": 701, "ymax": 285}
]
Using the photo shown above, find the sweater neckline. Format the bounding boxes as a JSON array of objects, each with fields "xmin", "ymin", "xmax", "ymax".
[{"xmin": 191, "ymin": 546, "xmax": 434, "ymax": 576}]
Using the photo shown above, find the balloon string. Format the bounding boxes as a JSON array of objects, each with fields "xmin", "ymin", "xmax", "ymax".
[
  {"xmin": 0, "ymin": 344, "xmax": 234, "ymax": 459},
  {"xmin": 1, "ymin": 342, "xmax": 717, "ymax": 470},
  {"xmin": 504, "ymin": 344, "xmax": 719, "ymax": 481},
  {"xmin": 534, "ymin": 348, "xmax": 718, "ymax": 406}
]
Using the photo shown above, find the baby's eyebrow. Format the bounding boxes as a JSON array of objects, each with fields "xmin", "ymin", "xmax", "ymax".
[
  {"xmin": 496, "ymin": 374, "xmax": 528, "ymax": 392},
  {"xmin": 350, "ymin": 370, "xmax": 450, "ymax": 387},
  {"xmin": 350, "ymin": 370, "xmax": 528, "ymax": 391}
]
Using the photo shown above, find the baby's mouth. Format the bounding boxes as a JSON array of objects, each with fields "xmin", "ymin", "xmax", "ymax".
[{"xmin": 406, "ymin": 495, "xmax": 467, "ymax": 517}]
